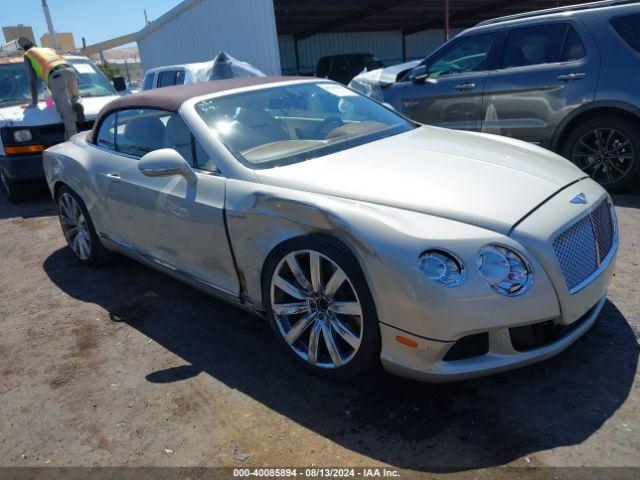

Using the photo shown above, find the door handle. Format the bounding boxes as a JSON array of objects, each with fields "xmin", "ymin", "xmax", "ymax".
[
  {"xmin": 558, "ymin": 72, "xmax": 586, "ymax": 81},
  {"xmin": 455, "ymin": 82, "xmax": 476, "ymax": 91},
  {"xmin": 105, "ymin": 172, "xmax": 121, "ymax": 182}
]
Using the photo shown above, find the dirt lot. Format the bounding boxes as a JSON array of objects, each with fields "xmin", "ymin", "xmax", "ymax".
[{"xmin": 0, "ymin": 187, "xmax": 639, "ymax": 477}]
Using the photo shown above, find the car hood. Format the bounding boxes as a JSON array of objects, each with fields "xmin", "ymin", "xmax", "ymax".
[
  {"xmin": 255, "ymin": 126, "xmax": 586, "ymax": 234},
  {"xmin": 349, "ymin": 60, "xmax": 420, "ymax": 88},
  {"xmin": 0, "ymin": 95, "xmax": 119, "ymax": 127}
]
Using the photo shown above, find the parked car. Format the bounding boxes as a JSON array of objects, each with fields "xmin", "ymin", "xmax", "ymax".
[
  {"xmin": 0, "ymin": 53, "xmax": 126, "ymax": 202},
  {"xmin": 142, "ymin": 51, "xmax": 265, "ymax": 90},
  {"xmin": 316, "ymin": 53, "xmax": 384, "ymax": 84},
  {"xmin": 44, "ymin": 77, "xmax": 617, "ymax": 382},
  {"xmin": 349, "ymin": 0, "xmax": 640, "ymax": 191}
]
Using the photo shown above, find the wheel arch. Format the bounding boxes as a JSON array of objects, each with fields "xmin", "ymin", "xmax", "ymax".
[
  {"xmin": 224, "ymin": 184, "xmax": 384, "ymax": 315},
  {"xmin": 551, "ymin": 101, "xmax": 640, "ymax": 153},
  {"xmin": 52, "ymin": 180, "xmax": 70, "ymax": 200},
  {"xmin": 259, "ymin": 232, "xmax": 366, "ymax": 300}
]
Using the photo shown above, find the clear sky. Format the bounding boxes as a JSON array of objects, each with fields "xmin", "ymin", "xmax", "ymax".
[{"xmin": 1, "ymin": 0, "xmax": 182, "ymax": 47}]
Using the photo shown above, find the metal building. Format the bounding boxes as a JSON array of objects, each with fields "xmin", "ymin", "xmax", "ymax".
[{"xmin": 136, "ymin": 0, "xmax": 282, "ymax": 75}]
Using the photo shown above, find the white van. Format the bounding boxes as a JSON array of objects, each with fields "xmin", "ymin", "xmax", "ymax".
[{"xmin": 0, "ymin": 54, "xmax": 126, "ymax": 201}]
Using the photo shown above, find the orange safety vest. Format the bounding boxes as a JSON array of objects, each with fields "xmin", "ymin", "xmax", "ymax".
[{"xmin": 24, "ymin": 47, "xmax": 70, "ymax": 82}]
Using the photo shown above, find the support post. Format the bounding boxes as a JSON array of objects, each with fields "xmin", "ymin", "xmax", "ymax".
[
  {"xmin": 402, "ymin": 33, "xmax": 406, "ymax": 62},
  {"xmin": 293, "ymin": 35, "xmax": 301, "ymax": 75},
  {"xmin": 444, "ymin": 0, "xmax": 450, "ymax": 42},
  {"xmin": 124, "ymin": 59, "xmax": 131, "ymax": 85}
]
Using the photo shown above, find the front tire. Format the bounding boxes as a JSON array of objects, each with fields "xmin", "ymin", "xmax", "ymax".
[
  {"xmin": 562, "ymin": 116, "xmax": 640, "ymax": 191},
  {"xmin": 56, "ymin": 186, "xmax": 110, "ymax": 267},
  {"xmin": 1, "ymin": 169, "xmax": 25, "ymax": 203},
  {"xmin": 262, "ymin": 235, "xmax": 380, "ymax": 380}
]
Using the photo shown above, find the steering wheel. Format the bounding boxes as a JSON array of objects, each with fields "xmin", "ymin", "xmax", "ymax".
[{"xmin": 313, "ymin": 116, "xmax": 344, "ymax": 139}]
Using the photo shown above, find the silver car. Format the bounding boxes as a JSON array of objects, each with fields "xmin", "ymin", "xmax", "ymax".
[{"xmin": 43, "ymin": 77, "xmax": 618, "ymax": 382}]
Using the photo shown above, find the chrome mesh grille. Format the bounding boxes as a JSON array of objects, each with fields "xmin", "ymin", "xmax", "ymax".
[
  {"xmin": 552, "ymin": 200, "xmax": 614, "ymax": 291},
  {"xmin": 591, "ymin": 200, "xmax": 614, "ymax": 260}
]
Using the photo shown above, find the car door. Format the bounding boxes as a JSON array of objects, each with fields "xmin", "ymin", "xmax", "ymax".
[
  {"xmin": 399, "ymin": 31, "xmax": 499, "ymax": 131},
  {"xmin": 481, "ymin": 21, "xmax": 599, "ymax": 147},
  {"xmin": 102, "ymin": 108, "xmax": 239, "ymax": 296}
]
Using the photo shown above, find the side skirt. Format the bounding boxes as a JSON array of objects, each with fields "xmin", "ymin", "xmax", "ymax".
[{"xmin": 99, "ymin": 233, "xmax": 265, "ymax": 319}]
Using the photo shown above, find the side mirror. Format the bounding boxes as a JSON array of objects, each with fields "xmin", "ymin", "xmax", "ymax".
[
  {"xmin": 138, "ymin": 149, "xmax": 197, "ymax": 183},
  {"xmin": 409, "ymin": 65, "xmax": 429, "ymax": 84},
  {"xmin": 112, "ymin": 76, "xmax": 127, "ymax": 92}
]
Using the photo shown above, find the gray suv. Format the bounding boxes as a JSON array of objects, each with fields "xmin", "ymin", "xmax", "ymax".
[{"xmin": 359, "ymin": 0, "xmax": 640, "ymax": 190}]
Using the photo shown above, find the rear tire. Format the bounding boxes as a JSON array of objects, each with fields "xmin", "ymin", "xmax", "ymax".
[
  {"xmin": 262, "ymin": 235, "xmax": 380, "ymax": 381},
  {"xmin": 55, "ymin": 185, "xmax": 110, "ymax": 267},
  {"xmin": 562, "ymin": 116, "xmax": 640, "ymax": 192},
  {"xmin": 1, "ymin": 169, "xmax": 25, "ymax": 203}
]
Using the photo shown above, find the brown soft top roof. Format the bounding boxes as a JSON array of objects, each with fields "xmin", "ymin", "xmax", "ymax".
[{"xmin": 88, "ymin": 76, "xmax": 308, "ymax": 143}]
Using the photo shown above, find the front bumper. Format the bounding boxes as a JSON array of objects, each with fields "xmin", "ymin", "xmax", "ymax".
[
  {"xmin": 380, "ymin": 294, "xmax": 606, "ymax": 382},
  {"xmin": 0, "ymin": 154, "xmax": 45, "ymax": 182},
  {"xmin": 378, "ymin": 179, "xmax": 617, "ymax": 382}
]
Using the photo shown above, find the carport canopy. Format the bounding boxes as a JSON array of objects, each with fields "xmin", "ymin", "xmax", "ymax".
[{"xmin": 274, "ymin": 0, "xmax": 589, "ymax": 39}]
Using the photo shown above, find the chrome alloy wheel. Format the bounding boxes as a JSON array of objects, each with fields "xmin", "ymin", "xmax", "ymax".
[
  {"xmin": 572, "ymin": 128, "xmax": 635, "ymax": 186},
  {"xmin": 270, "ymin": 250, "xmax": 364, "ymax": 369},
  {"xmin": 58, "ymin": 192, "xmax": 91, "ymax": 261}
]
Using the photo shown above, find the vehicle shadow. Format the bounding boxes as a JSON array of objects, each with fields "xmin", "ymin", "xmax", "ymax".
[
  {"xmin": 43, "ymin": 247, "xmax": 639, "ymax": 472},
  {"xmin": 0, "ymin": 183, "xmax": 56, "ymax": 220},
  {"xmin": 612, "ymin": 192, "xmax": 640, "ymax": 209}
]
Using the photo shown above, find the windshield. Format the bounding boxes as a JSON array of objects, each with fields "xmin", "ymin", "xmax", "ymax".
[
  {"xmin": 195, "ymin": 82, "xmax": 415, "ymax": 168},
  {"xmin": 68, "ymin": 60, "xmax": 115, "ymax": 97},
  {"xmin": 0, "ymin": 58, "xmax": 114, "ymax": 106},
  {"xmin": 0, "ymin": 62, "xmax": 34, "ymax": 106}
]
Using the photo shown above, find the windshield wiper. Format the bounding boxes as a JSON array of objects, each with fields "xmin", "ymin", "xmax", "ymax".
[{"xmin": 0, "ymin": 98, "xmax": 28, "ymax": 105}]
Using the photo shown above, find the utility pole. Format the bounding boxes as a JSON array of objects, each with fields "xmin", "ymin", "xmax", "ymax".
[{"xmin": 41, "ymin": 0, "xmax": 59, "ymax": 50}]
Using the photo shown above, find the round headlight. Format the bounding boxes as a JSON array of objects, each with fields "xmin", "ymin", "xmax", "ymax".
[
  {"xmin": 13, "ymin": 129, "xmax": 32, "ymax": 143},
  {"xmin": 476, "ymin": 245, "xmax": 533, "ymax": 296},
  {"xmin": 418, "ymin": 250, "xmax": 465, "ymax": 287}
]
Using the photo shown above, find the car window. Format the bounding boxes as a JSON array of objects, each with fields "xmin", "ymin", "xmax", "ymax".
[
  {"xmin": 502, "ymin": 24, "xmax": 571, "ymax": 68},
  {"xmin": 316, "ymin": 57, "xmax": 331, "ymax": 76},
  {"xmin": 195, "ymin": 82, "xmax": 415, "ymax": 169},
  {"xmin": 68, "ymin": 60, "xmax": 116, "ymax": 97},
  {"xmin": 111, "ymin": 108, "xmax": 203, "ymax": 168},
  {"xmin": 427, "ymin": 33, "xmax": 496, "ymax": 77},
  {"xmin": 175, "ymin": 70, "xmax": 185, "ymax": 85},
  {"xmin": 611, "ymin": 14, "xmax": 640, "ymax": 53},
  {"xmin": 360, "ymin": 55, "xmax": 384, "ymax": 70},
  {"xmin": 562, "ymin": 26, "xmax": 586, "ymax": 61},
  {"xmin": 97, "ymin": 112, "xmax": 116, "ymax": 149},
  {"xmin": 157, "ymin": 70, "xmax": 184, "ymax": 88},
  {"xmin": 163, "ymin": 113, "xmax": 196, "ymax": 166},
  {"xmin": 142, "ymin": 73, "xmax": 155, "ymax": 90},
  {"xmin": 332, "ymin": 57, "xmax": 348, "ymax": 73},
  {"xmin": 194, "ymin": 140, "xmax": 219, "ymax": 173}
]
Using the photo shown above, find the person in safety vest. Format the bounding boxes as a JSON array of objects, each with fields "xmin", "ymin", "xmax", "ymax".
[{"xmin": 23, "ymin": 40, "xmax": 85, "ymax": 139}]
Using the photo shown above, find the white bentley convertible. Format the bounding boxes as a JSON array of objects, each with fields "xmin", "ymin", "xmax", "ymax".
[{"xmin": 43, "ymin": 77, "xmax": 617, "ymax": 381}]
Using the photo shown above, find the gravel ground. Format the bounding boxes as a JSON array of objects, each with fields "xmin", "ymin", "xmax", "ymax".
[{"xmin": 0, "ymin": 187, "xmax": 638, "ymax": 477}]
